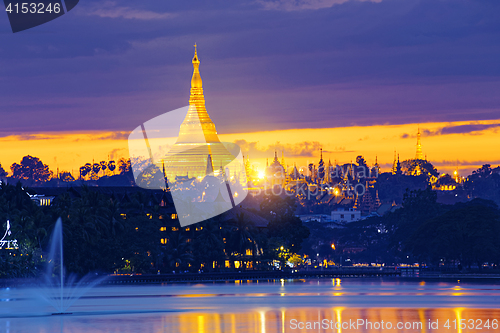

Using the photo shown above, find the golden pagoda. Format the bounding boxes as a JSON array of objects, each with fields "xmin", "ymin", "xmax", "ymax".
[
  {"xmin": 415, "ymin": 128, "xmax": 423, "ymax": 160},
  {"xmin": 163, "ymin": 45, "xmax": 238, "ymax": 181}
]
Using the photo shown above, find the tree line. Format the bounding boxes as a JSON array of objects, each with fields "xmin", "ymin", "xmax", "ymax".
[
  {"xmin": 303, "ymin": 186, "xmax": 500, "ymax": 270},
  {"xmin": 0, "ymin": 182, "xmax": 309, "ymax": 277},
  {"xmin": 0, "ymin": 155, "xmax": 133, "ymax": 183}
]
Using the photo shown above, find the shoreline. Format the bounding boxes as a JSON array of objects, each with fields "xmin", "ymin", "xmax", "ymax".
[{"xmin": 3, "ymin": 269, "xmax": 500, "ymax": 287}]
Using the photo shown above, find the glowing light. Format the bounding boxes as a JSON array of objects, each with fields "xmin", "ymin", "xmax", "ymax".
[
  {"xmin": 331, "ymin": 243, "xmax": 336, "ymax": 250},
  {"xmin": 259, "ymin": 310, "xmax": 267, "ymax": 333},
  {"xmin": 258, "ymin": 171, "xmax": 265, "ymax": 179}
]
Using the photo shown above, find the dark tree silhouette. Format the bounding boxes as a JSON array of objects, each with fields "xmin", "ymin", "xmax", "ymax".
[
  {"xmin": 10, "ymin": 155, "xmax": 52, "ymax": 182},
  {"xmin": 100, "ymin": 161, "xmax": 107, "ymax": 175},
  {"xmin": 108, "ymin": 160, "xmax": 116, "ymax": 174},
  {"xmin": 59, "ymin": 171, "xmax": 75, "ymax": 182},
  {"xmin": 0, "ymin": 164, "xmax": 7, "ymax": 178},
  {"xmin": 118, "ymin": 158, "xmax": 131, "ymax": 175},
  {"xmin": 92, "ymin": 163, "xmax": 101, "ymax": 175}
]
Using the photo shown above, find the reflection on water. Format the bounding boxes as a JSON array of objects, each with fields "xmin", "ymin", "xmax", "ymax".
[
  {"xmin": 2, "ymin": 278, "xmax": 500, "ymax": 332},
  {"xmin": 3, "ymin": 308, "xmax": 499, "ymax": 333}
]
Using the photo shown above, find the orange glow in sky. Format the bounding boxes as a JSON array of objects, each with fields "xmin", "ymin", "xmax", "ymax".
[{"xmin": 1, "ymin": 119, "xmax": 498, "ymax": 178}]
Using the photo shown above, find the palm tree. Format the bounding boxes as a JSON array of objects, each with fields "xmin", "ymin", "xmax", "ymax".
[
  {"xmin": 227, "ymin": 212, "xmax": 257, "ymax": 271},
  {"xmin": 164, "ymin": 231, "xmax": 193, "ymax": 272},
  {"xmin": 192, "ymin": 219, "xmax": 225, "ymax": 271}
]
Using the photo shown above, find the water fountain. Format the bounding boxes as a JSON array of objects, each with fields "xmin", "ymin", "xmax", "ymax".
[{"xmin": 37, "ymin": 217, "xmax": 107, "ymax": 315}]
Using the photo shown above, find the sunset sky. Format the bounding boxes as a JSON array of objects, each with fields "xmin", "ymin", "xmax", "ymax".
[{"xmin": 1, "ymin": 0, "xmax": 499, "ymax": 177}]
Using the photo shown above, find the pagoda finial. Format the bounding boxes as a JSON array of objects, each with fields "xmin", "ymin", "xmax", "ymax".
[
  {"xmin": 320, "ymin": 148, "xmax": 323, "ymax": 160},
  {"xmin": 191, "ymin": 44, "xmax": 202, "ymax": 91}
]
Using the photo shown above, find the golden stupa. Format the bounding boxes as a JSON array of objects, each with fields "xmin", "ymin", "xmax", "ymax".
[{"xmin": 163, "ymin": 45, "xmax": 237, "ymax": 181}]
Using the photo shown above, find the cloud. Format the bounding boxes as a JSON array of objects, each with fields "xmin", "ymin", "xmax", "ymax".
[
  {"xmin": 0, "ymin": 134, "xmax": 57, "ymax": 141},
  {"xmin": 82, "ymin": 1, "xmax": 175, "ymax": 20},
  {"xmin": 257, "ymin": 0, "xmax": 382, "ymax": 11},
  {"xmin": 433, "ymin": 159, "xmax": 500, "ymax": 167},
  {"xmin": 96, "ymin": 132, "xmax": 130, "ymax": 141},
  {"xmin": 108, "ymin": 148, "xmax": 126, "ymax": 161},
  {"xmin": 440, "ymin": 123, "xmax": 500, "ymax": 135},
  {"xmin": 400, "ymin": 123, "xmax": 500, "ymax": 139},
  {"xmin": 235, "ymin": 139, "xmax": 326, "ymax": 158}
]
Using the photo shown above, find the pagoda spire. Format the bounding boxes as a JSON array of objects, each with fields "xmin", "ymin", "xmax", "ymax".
[
  {"xmin": 416, "ymin": 127, "xmax": 423, "ymax": 160},
  {"xmin": 206, "ymin": 154, "xmax": 214, "ymax": 176},
  {"xmin": 396, "ymin": 154, "xmax": 402, "ymax": 176},
  {"xmin": 163, "ymin": 45, "xmax": 240, "ymax": 181},
  {"xmin": 174, "ymin": 44, "xmax": 220, "ymax": 145},
  {"xmin": 392, "ymin": 150, "xmax": 397, "ymax": 175}
]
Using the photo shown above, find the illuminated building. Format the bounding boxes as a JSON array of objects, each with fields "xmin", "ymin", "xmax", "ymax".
[
  {"xmin": 391, "ymin": 151, "xmax": 397, "ymax": 175},
  {"xmin": 163, "ymin": 45, "xmax": 240, "ymax": 181},
  {"xmin": 415, "ymin": 128, "xmax": 424, "ymax": 160},
  {"xmin": 373, "ymin": 156, "xmax": 380, "ymax": 175},
  {"xmin": 395, "ymin": 154, "xmax": 402, "ymax": 176},
  {"xmin": 317, "ymin": 148, "xmax": 325, "ymax": 182},
  {"xmin": 331, "ymin": 208, "xmax": 361, "ymax": 223},
  {"xmin": 265, "ymin": 151, "xmax": 285, "ymax": 188},
  {"xmin": 325, "ymin": 159, "xmax": 332, "ymax": 183}
]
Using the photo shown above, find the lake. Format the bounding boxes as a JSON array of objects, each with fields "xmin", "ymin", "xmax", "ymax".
[{"xmin": 1, "ymin": 278, "xmax": 500, "ymax": 332}]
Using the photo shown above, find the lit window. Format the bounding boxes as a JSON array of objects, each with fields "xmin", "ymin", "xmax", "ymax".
[
  {"xmin": 135, "ymin": 227, "xmax": 138, "ymax": 231},
  {"xmin": 172, "ymin": 227, "xmax": 179, "ymax": 232},
  {"xmin": 159, "ymin": 215, "xmax": 164, "ymax": 220},
  {"xmin": 121, "ymin": 214, "xmax": 127, "ymax": 219},
  {"xmin": 160, "ymin": 238, "xmax": 168, "ymax": 244},
  {"xmin": 146, "ymin": 213, "xmax": 152, "ymax": 219},
  {"xmin": 160, "ymin": 227, "xmax": 167, "ymax": 231},
  {"xmin": 171, "ymin": 214, "xmax": 178, "ymax": 219},
  {"xmin": 246, "ymin": 249, "xmax": 252, "ymax": 256},
  {"xmin": 196, "ymin": 226, "xmax": 203, "ymax": 231},
  {"xmin": 186, "ymin": 238, "xmax": 191, "ymax": 243},
  {"xmin": 185, "ymin": 227, "xmax": 190, "ymax": 231}
]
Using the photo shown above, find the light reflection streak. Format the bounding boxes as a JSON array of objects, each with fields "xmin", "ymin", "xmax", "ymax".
[
  {"xmin": 334, "ymin": 307, "xmax": 344, "ymax": 333},
  {"xmin": 198, "ymin": 315, "xmax": 205, "ymax": 333},
  {"xmin": 281, "ymin": 309, "xmax": 285, "ymax": 333},
  {"xmin": 418, "ymin": 308, "xmax": 427, "ymax": 333},
  {"xmin": 259, "ymin": 310, "xmax": 266, "ymax": 333},
  {"xmin": 455, "ymin": 308, "xmax": 464, "ymax": 333}
]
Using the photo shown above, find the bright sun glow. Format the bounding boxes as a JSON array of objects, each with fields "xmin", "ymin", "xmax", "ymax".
[{"xmin": 258, "ymin": 171, "xmax": 265, "ymax": 179}]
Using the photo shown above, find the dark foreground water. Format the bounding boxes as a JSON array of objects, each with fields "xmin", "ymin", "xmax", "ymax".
[{"xmin": 1, "ymin": 278, "xmax": 500, "ymax": 332}]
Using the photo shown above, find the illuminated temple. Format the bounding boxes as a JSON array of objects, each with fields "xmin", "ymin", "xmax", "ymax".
[{"xmin": 163, "ymin": 46, "xmax": 239, "ymax": 181}]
